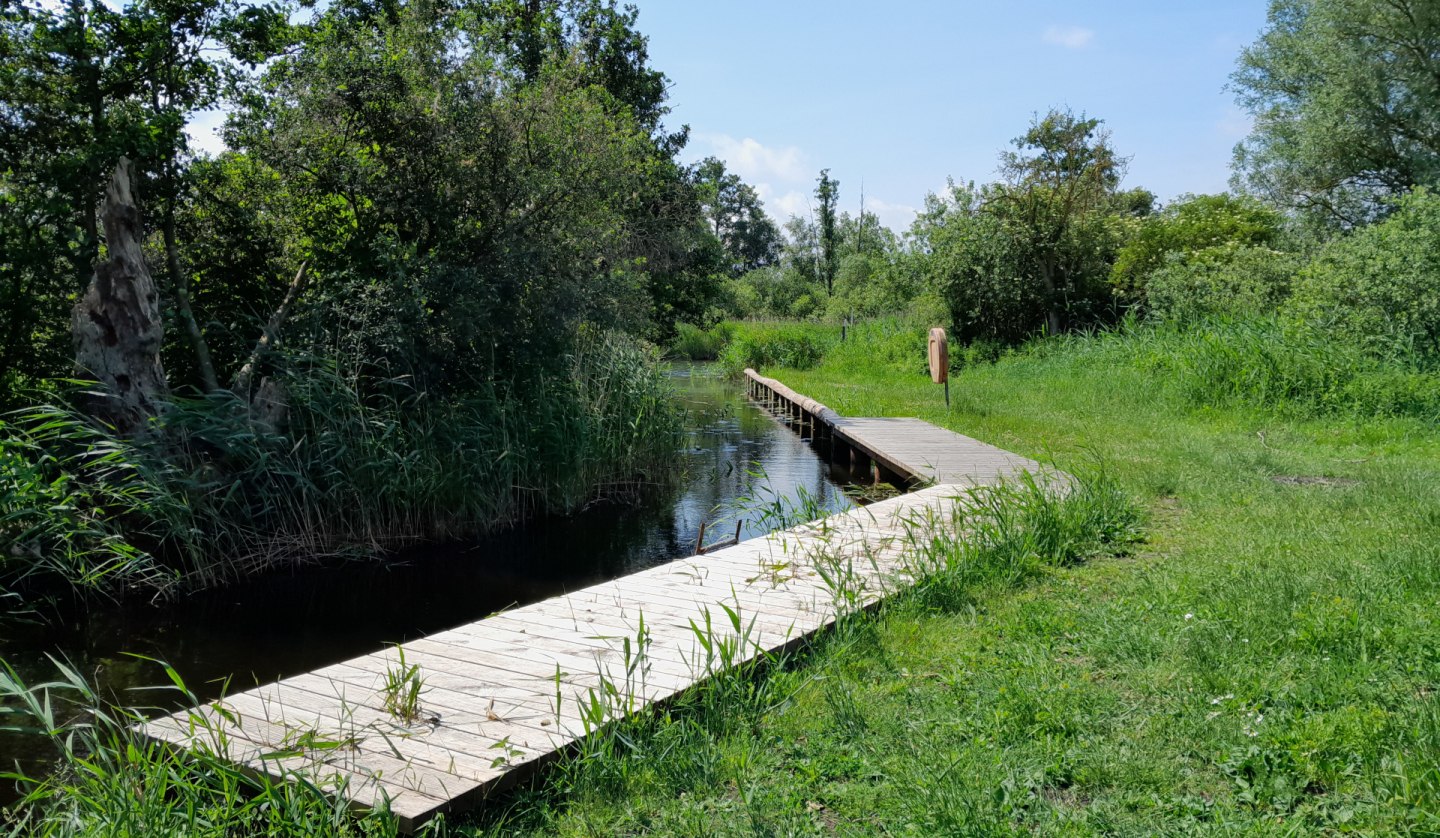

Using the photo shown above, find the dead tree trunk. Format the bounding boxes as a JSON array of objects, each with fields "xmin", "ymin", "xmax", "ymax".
[{"xmin": 72, "ymin": 158, "xmax": 169, "ymax": 435}]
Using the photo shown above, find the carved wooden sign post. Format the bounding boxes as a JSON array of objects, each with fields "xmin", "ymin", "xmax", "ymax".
[{"xmin": 928, "ymin": 327, "xmax": 949, "ymax": 408}]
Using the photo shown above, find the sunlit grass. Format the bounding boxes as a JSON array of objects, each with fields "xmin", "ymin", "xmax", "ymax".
[{"xmin": 455, "ymin": 320, "xmax": 1440, "ymax": 834}]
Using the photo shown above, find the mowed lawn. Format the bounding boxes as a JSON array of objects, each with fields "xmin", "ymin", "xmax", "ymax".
[{"xmin": 468, "ymin": 341, "xmax": 1440, "ymax": 836}]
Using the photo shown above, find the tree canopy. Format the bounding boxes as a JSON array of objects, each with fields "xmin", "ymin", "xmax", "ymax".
[{"xmin": 1233, "ymin": 0, "xmax": 1440, "ymax": 225}]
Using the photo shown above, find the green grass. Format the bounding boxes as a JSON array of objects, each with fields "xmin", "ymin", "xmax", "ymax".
[
  {"xmin": 453, "ymin": 321, "xmax": 1440, "ymax": 834},
  {"xmin": 1, "ymin": 658, "xmax": 401, "ymax": 837},
  {"xmin": 9, "ymin": 319, "xmax": 1440, "ymax": 834},
  {"xmin": 668, "ymin": 322, "xmax": 735, "ymax": 361}
]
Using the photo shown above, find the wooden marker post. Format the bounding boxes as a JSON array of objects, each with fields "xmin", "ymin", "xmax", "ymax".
[{"xmin": 928, "ymin": 327, "xmax": 949, "ymax": 408}]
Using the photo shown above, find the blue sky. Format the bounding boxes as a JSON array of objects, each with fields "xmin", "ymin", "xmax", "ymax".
[{"xmin": 636, "ymin": 0, "xmax": 1270, "ymax": 231}]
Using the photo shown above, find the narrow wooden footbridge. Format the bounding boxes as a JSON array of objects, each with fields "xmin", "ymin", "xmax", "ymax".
[{"xmin": 144, "ymin": 371, "xmax": 1049, "ymax": 831}]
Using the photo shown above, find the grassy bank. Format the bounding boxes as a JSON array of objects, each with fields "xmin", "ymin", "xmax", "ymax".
[{"xmin": 464, "ymin": 320, "xmax": 1440, "ymax": 833}]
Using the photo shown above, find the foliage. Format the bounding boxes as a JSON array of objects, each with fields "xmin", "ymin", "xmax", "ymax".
[
  {"xmin": 0, "ymin": 0, "xmax": 725, "ymax": 612},
  {"xmin": 814, "ymin": 169, "xmax": 840, "ymax": 294},
  {"xmin": 914, "ymin": 111, "xmax": 1136, "ymax": 345},
  {"xmin": 721, "ymin": 266, "xmax": 825, "ymax": 321},
  {"xmin": 0, "ymin": 331, "xmax": 681, "ymax": 603},
  {"xmin": 718, "ymin": 322, "xmax": 837, "ymax": 373},
  {"xmin": 1146, "ymin": 244, "xmax": 1301, "ymax": 322},
  {"xmin": 818, "ymin": 319, "xmax": 932, "ymax": 377},
  {"xmin": 692, "ymin": 157, "xmax": 781, "ymax": 276},
  {"xmin": 1118, "ymin": 317, "xmax": 1440, "ymax": 420},
  {"xmin": 1286, "ymin": 187, "xmax": 1440, "ymax": 359},
  {"xmin": 667, "ymin": 322, "xmax": 733, "ymax": 361},
  {"xmin": 1233, "ymin": 0, "xmax": 1440, "ymax": 224},
  {"xmin": 1111, "ymin": 193, "xmax": 1287, "ymax": 302},
  {"xmin": 0, "ymin": 0, "xmax": 288, "ymax": 392}
]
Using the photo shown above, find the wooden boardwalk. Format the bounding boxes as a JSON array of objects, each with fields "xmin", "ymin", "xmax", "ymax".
[
  {"xmin": 744, "ymin": 369, "xmax": 1046, "ymax": 488},
  {"xmin": 144, "ymin": 374, "xmax": 1050, "ymax": 832}
]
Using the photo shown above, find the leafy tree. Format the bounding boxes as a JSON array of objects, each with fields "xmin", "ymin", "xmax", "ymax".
[
  {"xmin": 913, "ymin": 182, "xmax": 1046, "ymax": 344},
  {"xmin": 1233, "ymin": 0, "xmax": 1440, "ymax": 225},
  {"xmin": 692, "ymin": 156, "xmax": 781, "ymax": 276},
  {"xmin": 814, "ymin": 169, "xmax": 839, "ymax": 294},
  {"xmin": 471, "ymin": 0, "xmax": 675, "ymax": 143},
  {"xmin": 991, "ymin": 109, "xmax": 1126, "ymax": 335},
  {"xmin": 218, "ymin": 0, "xmax": 708, "ymax": 389},
  {"xmin": 1112, "ymin": 193, "xmax": 1285, "ymax": 302},
  {"xmin": 0, "ymin": 0, "xmax": 285, "ymax": 398}
]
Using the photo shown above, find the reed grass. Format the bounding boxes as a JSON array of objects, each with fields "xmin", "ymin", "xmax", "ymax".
[
  {"xmin": 0, "ymin": 330, "xmax": 683, "ymax": 605},
  {"xmin": 0, "ymin": 658, "xmax": 401, "ymax": 837}
]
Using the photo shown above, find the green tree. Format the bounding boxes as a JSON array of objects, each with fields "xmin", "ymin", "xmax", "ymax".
[
  {"xmin": 814, "ymin": 169, "xmax": 839, "ymax": 294},
  {"xmin": 992, "ymin": 109, "xmax": 1126, "ymax": 334},
  {"xmin": 914, "ymin": 181, "xmax": 1045, "ymax": 344},
  {"xmin": 693, "ymin": 156, "xmax": 781, "ymax": 276},
  {"xmin": 0, "ymin": 0, "xmax": 284, "ymax": 398},
  {"xmin": 1233, "ymin": 0, "xmax": 1440, "ymax": 225},
  {"xmin": 220, "ymin": 0, "xmax": 706, "ymax": 387}
]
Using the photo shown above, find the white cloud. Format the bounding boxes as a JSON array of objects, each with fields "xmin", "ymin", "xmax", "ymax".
[
  {"xmin": 1042, "ymin": 25, "xmax": 1095, "ymax": 49},
  {"xmin": 696, "ymin": 133, "xmax": 809, "ymax": 184},
  {"xmin": 755, "ymin": 183, "xmax": 809, "ymax": 220}
]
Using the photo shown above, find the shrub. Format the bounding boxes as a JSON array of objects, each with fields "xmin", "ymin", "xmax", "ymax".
[
  {"xmin": 1147, "ymin": 244, "xmax": 1300, "ymax": 322},
  {"xmin": 718, "ymin": 322, "xmax": 836, "ymax": 373},
  {"xmin": 1112, "ymin": 193, "xmax": 1285, "ymax": 301},
  {"xmin": 1286, "ymin": 188, "xmax": 1440, "ymax": 360}
]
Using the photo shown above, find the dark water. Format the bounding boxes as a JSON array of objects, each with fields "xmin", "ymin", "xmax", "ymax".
[{"xmin": 0, "ymin": 364, "xmax": 854, "ymax": 801}]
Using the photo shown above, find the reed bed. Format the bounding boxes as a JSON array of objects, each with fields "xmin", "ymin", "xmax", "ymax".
[{"xmin": 0, "ymin": 330, "xmax": 683, "ymax": 605}]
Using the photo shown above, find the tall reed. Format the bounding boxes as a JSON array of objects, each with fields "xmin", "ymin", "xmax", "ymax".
[{"xmin": 1, "ymin": 330, "xmax": 683, "ymax": 604}]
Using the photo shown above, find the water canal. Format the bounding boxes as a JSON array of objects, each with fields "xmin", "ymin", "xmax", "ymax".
[{"xmin": 0, "ymin": 364, "xmax": 857, "ymax": 802}]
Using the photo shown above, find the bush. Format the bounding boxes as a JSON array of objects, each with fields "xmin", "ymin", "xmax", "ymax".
[
  {"xmin": 718, "ymin": 322, "xmax": 836, "ymax": 373},
  {"xmin": 1147, "ymin": 244, "xmax": 1300, "ymax": 322},
  {"xmin": 1112, "ymin": 193, "xmax": 1285, "ymax": 301},
  {"xmin": 1286, "ymin": 188, "xmax": 1440, "ymax": 360}
]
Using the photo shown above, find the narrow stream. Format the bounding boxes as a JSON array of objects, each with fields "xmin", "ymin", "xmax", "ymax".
[{"xmin": 0, "ymin": 364, "xmax": 855, "ymax": 803}]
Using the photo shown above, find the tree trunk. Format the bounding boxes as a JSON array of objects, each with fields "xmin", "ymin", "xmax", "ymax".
[
  {"xmin": 1039, "ymin": 259, "xmax": 1062, "ymax": 335},
  {"xmin": 72, "ymin": 158, "xmax": 169, "ymax": 435},
  {"xmin": 233, "ymin": 261, "xmax": 309, "ymax": 396}
]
